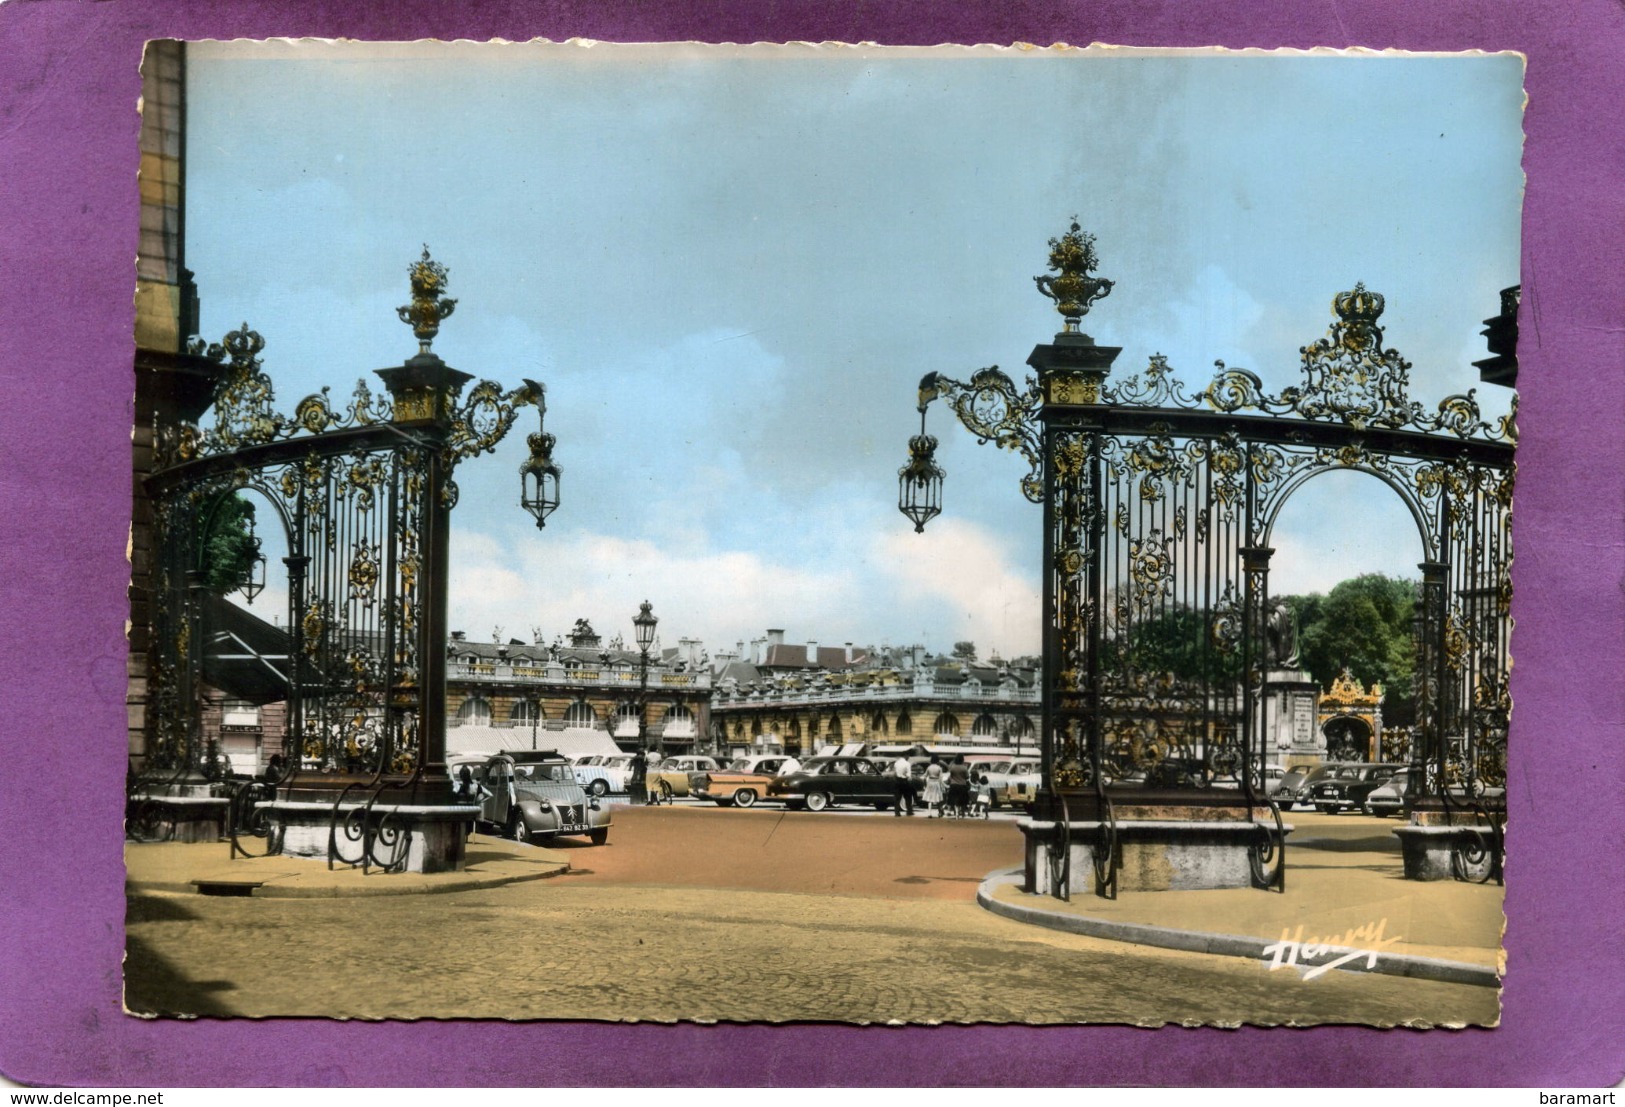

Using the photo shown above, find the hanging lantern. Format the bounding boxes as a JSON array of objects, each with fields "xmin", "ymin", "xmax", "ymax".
[
  {"xmin": 238, "ymin": 514, "xmax": 267, "ymax": 604},
  {"xmin": 898, "ymin": 409, "xmax": 945, "ymax": 533},
  {"xmin": 518, "ymin": 381, "xmax": 560, "ymax": 528}
]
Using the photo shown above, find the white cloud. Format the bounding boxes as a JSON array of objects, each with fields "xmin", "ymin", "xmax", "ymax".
[{"xmin": 871, "ymin": 516, "xmax": 1042, "ymax": 658}]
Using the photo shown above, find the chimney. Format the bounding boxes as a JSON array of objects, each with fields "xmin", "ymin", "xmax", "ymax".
[
  {"xmin": 844, "ymin": 642, "xmax": 854, "ymax": 664},
  {"xmin": 451, "ymin": 630, "xmax": 466, "ymax": 641},
  {"xmin": 807, "ymin": 640, "xmax": 818, "ymax": 666},
  {"xmin": 767, "ymin": 628, "xmax": 785, "ymax": 647}
]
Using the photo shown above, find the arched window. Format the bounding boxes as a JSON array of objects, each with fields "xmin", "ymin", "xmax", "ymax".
[
  {"xmin": 456, "ymin": 697, "xmax": 492, "ymax": 726},
  {"xmin": 563, "ymin": 701, "xmax": 597, "ymax": 728},
  {"xmin": 972, "ymin": 713, "xmax": 998, "ymax": 738},
  {"xmin": 827, "ymin": 714, "xmax": 842, "ymax": 740},
  {"xmin": 661, "ymin": 703, "xmax": 695, "ymax": 737},
  {"xmin": 510, "ymin": 699, "xmax": 541, "ymax": 726},
  {"xmin": 614, "ymin": 702, "xmax": 641, "ymax": 738},
  {"xmin": 895, "ymin": 712, "xmax": 913, "ymax": 737},
  {"xmin": 933, "ymin": 712, "xmax": 960, "ymax": 738},
  {"xmin": 870, "ymin": 712, "xmax": 888, "ymax": 737}
]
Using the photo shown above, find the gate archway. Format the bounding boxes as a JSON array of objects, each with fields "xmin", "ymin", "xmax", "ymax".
[{"xmin": 907, "ymin": 224, "xmax": 1512, "ymax": 894}]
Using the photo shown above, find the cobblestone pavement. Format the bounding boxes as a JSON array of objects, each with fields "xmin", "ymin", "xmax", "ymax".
[{"xmin": 125, "ymin": 807, "xmax": 1500, "ymax": 1026}]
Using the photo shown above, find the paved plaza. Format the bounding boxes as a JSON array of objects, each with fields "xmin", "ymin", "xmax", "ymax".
[{"xmin": 125, "ymin": 805, "xmax": 1502, "ymax": 1026}]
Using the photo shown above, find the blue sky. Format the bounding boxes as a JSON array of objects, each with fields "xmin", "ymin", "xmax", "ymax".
[{"xmin": 184, "ymin": 41, "xmax": 1524, "ymax": 660}]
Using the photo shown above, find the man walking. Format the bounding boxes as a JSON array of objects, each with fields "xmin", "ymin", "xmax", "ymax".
[{"xmin": 891, "ymin": 753, "xmax": 915, "ymax": 816}]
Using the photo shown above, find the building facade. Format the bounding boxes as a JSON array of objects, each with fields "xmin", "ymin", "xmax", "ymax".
[
  {"xmin": 708, "ymin": 632, "xmax": 1040, "ymax": 759},
  {"xmin": 444, "ymin": 620, "xmax": 712, "ymax": 756}
]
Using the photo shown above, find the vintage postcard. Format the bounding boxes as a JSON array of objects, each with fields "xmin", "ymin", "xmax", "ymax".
[{"xmin": 119, "ymin": 40, "xmax": 1526, "ymax": 1031}]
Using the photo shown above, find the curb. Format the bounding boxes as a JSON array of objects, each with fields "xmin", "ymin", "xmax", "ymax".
[
  {"xmin": 129, "ymin": 863, "xmax": 571, "ymax": 899},
  {"xmin": 976, "ymin": 871, "xmax": 1500, "ymax": 988}
]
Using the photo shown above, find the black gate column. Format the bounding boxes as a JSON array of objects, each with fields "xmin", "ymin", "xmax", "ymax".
[{"xmin": 377, "ymin": 351, "xmax": 473, "ymax": 797}]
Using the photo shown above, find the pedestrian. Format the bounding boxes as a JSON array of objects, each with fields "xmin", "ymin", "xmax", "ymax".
[
  {"xmin": 923, "ymin": 756, "xmax": 946, "ymax": 817},
  {"xmin": 261, "ymin": 753, "xmax": 286, "ymax": 784},
  {"xmin": 453, "ymin": 764, "xmax": 491, "ymax": 836},
  {"xmin": 629, "ymin": 749, "xmax": 648, "ymax": 806},
  {"xmin": 947, "ymin": 755, "xmax": 971, "ymax": 818},
  {"xmin": 890, "ymin": 753, "xmax": 915, "ymax": 816},
  {"xmin": 972, "ymin": 772, "xmax": 994, "ymax": 818}
]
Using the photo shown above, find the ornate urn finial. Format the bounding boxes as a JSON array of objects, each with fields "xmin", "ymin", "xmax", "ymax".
[
  {"xmin": 396, "ymin": 246, "xmax": 458, "ymax": 354},
  {"xmin": 1034, "ymin": 218, "xmax": 1113, "ymax": 333}
]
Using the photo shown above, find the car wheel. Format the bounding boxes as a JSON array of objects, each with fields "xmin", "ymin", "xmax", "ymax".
[
  {"xmin": 806, "ymin": 792, "xmax": 833, "ymax": 813},
  {"xmin": 733, "ymin": 788, "xmax": 758, "ymax": 809},
  {"xmin": 506, "ymin": 813, "xmax": 528, "ymax": 842},
  {"xmin": 588, "ymin": 779, "xmax": 609, "ymax": 797},
  {"xmin": 1316, "ymin": 803, "xmax": 1336, "ymax": 815},
  {"xmin": 589, "ymin": 828, "xmax": 608, "ymax": 846}
]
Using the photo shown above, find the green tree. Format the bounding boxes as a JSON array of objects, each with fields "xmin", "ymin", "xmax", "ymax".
[
  {"xmin": 199, "ymin": 494, "xmax": 261, "ymax": 595},
  {"xmin": 1099, "ymin": 604, "xmax": 1242, "ymax": 686},
  {"xmin": 1284, "ymin": 573, "xmax": 1417, "ymax": 723},
  {"xmin": 952, "ymin": 641, "xmax": 977, "ymax": 662}
]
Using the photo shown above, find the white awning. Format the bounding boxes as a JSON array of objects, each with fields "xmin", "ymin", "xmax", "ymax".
[{"xmin": 444, "ymin": 724, "xmax": 621, "ymax": 759}]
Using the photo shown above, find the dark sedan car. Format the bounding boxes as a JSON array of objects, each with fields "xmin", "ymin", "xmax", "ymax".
[
  {"xmin": 1306, "ymin": 763, "xmax": 1404, "ymax": 814},
  {"xmin": 766, "ymin": 756, "xmax": 898, "ymax": 812}
]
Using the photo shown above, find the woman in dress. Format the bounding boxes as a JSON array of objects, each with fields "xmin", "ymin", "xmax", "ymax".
[{"xmin": 923, "ymin": 757, "xmax": 946, "ymax": 817}]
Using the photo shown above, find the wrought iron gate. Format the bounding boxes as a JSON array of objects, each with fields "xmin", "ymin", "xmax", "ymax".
[
  {"xmin": 139, "ymin": 250, "xmax": 548, "ymax": 864},
  {"xmin": 905, "ymin": 223, "xmax": 1513, "ymax": 893}
]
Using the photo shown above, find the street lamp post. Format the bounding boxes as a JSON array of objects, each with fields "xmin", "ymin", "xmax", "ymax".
[
  {"xmin": 634, "ymin": 599, "xmax": 659, "ymax": 758},
  {"xmin": 622, "ymin": 600, "xmax": 658, "ymax": 805}
]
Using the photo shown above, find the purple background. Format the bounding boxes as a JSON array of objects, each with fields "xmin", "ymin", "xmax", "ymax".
[{"xmin": 1, "ymin": 0, "xmax": 1621, "ymax": 1089}]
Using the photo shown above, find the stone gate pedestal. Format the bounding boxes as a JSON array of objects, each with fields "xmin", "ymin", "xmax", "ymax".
[
  {"xmin": 128, "ymin": 780, "xmax": 229, "ymax": 843},
  {"xmin": 1392, "ymin": 805, "xmax": 1504, "ymax": 882},
  {"xmin": 1020, "ymin": 793, "xmax": 1292, "ymax": 894},
  {"xmin": 262, "ymin": 800, "xmax": 480, "ymax": 874}
]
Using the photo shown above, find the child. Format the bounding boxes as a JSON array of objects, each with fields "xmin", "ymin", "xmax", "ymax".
[{"xmin": 972, "ymin": 772, "xmax": 994, "ymax": 819}]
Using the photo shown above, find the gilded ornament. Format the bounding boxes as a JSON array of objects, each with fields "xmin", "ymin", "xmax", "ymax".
[
  {"xmin": 396, "ymin": 246, "xmax": 458, "ymax": 354},
  {"xmin": 1033, "ymin": 219, "xmax": 1114, "ymax": 332},
  {"xmin": 348, "ymin": 542, "xmax": 381, "ymax": 606},
  {"xmin": 393, "ymin": 389, "xmax": 439, "ymax": 422},
  {"xmin": 301, "ymin": 603, "xmax": 325, "ymax": 656}
]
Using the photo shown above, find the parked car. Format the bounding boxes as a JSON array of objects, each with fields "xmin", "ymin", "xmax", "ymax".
[
  {"xmin": 1110, "ymin": 758, "xmax": 1209, "ymax": 790},
  {"xmin": 570, "ymin": 755, "xmax": 619, "ymax": 796},
  {"xmin": 1285, "ymin": 762, "xmax": 1358, "ymax": 808},
  {"xmin": 1259, "ymin": 764, "xmax": 1288, "ymax": 798},
  {"xmin": 1306, "ymin": 763, "xmax": 1404, "ymax": 814},
  {"xmin": 463, "ymin": 751, "xmax": 611, "ymax": 845},
  {"xmin": 1276, "ymin": 766, "xmax": 1317, "ymax": 808},
  {"xmin": 692, "ymin": 755, "xmax": 796, "ymax": 808},
  {"xmin": 1363, "ymin": 768, "xmax": 1410, "ymax": 816},
  {"xmin": 984, "ymin": 758, "xmax": 1042, "ymax": 807},
  {"xmin": 589, "ymin": 754, "xmax": 637, "ymax": 792},
  {"xmin": 767, "ymin": 756, "xmax": 898, "ymax": 812},
  {"xmin": 646, "ymin": 755, "xmax": 725, "ymax": 800}
]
